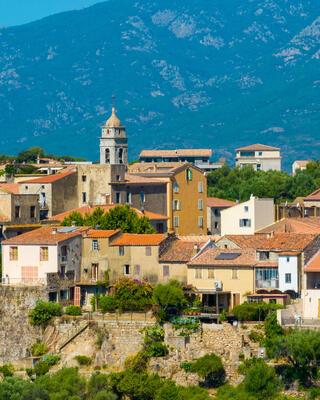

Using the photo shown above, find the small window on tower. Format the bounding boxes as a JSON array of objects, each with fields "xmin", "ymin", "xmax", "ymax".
[{"xmin": 105, "ymin": 148, "xmax": 110, "ymax": 164}]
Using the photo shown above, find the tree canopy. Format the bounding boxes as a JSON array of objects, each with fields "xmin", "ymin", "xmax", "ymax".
[
  {"xmin": 207, "ymin": 163, "xmax": 320, "ymax": 203},
  {"xmin": 61, "ymin": 205, "xmax": 156, "ymax": 234}
]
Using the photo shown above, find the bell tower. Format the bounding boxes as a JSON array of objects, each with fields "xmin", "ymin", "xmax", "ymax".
[{"xmin": 100, "ymin": 97, "xmax": 128, "ymax": 166}]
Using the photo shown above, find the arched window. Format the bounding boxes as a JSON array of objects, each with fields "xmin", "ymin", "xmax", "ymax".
[
  {"xmin": 105, "ymin": 148, "xmax": 110, "ymax": 164},
  {"xmin": 118, "ymin": 148, "xmax": 123, "ymax": 164}
]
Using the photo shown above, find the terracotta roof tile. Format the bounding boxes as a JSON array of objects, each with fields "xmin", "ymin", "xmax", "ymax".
[
  {"xmin": 219, "ymin": 234, "xmax": 269, "ymax": 249},
  {"xmin": 122, "ymin": 174, "xmax": 169, "ymax": 184},
  {"xmin": 188, "ymin": 248, "xmax": 256, "ymax": 266},
  {"xmin": 236, "ymin": 144, "xmax": 280, "ymax": 151},
  {"xmin": 305, "ymin": 252, "xmax": 320, "ymax": 272},
  {"xmin": 50, "ymin": 205, "xmax": 168, "ymax": 222},
  {"xmin": 257, "ymin": 233, "xmax": 318, "ymax": 251},
  {"xmin": 304, "ymin": 188, "xmax": 320, "ymax": 201},
  {"xmin": 207, "ymin": 197, "xmax": 237, "ymax": 208},
  {"xmin": 257, "ymin": 218, "xmax": 320, "ymax": 234},
  {"xmin": 255, "ymin": 262, "xmax": 278, "ymax": 267},
  {"xmin": 0, "ymin": 183, "xmax": 19, "ymax": 194},
  {"xmin": 110, "ymin": 233, "xmax": 165, "ymax": 246},
  {"xmin": 20, "ymin": 171, "xmax": 75, "ymax": 184},
  {"xmin": 2, "ymin": 226, "xmax": 88, "ymax": 245},
  {"xmin": 86, "ymin": 229, "xmax": 119, "ymax": 238},
  {"xmin": 139, "ymin": 149, "xmax": 212, "ymax": 157},
  {"xmin": 294, "ymin": 160, "xmax": 311, "ymax": 167},
  {"xmin": 128, "ymin": 162, "xmax": 192, "ymax": 175},
  {"xmin": 160, "ymin": 240, "xmax": 207, "ymax": 263}
]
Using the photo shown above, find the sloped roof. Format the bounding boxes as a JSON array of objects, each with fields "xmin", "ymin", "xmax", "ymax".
[
  {"xmin": 257, "ymin": 218, "xmax": 320, "ymax": 234},
  {"xmin": 2, "ymin": 226, "xmax": 88, "ymax": 245},
  {"xmin": 257, "ymin": 233, "xmax": 318, "ymax": 251},
  {"xmin": 122, "ymin": 174, "xmax": 168, "ymax": 184},
  {"xmin": 110, "ymin": 233, "xmax": 165, "ymax": 246},
  {"xmin": 0, "ymin": 183, "xmax": 19, "ymax": 194},
  {"xmin": 188, "ymin": 248, "xmax": 256, "ymax": 267},
  {"xmin": 20, "ymin": 171, "xmax": 75, "ymax": 184},
  {"xmin": 305, "ymin": 252, "xmax": 320, "ymax": 272},
  {"xmin": 86, "ymin": 229, "xmax": 119, "ymax": 238},
  {"xmin": 139, "ymin": 149, "xmax": 212, "ymax": 157},
  {"xmin": 293, "ymin": 160, "xmax": 311, "ymax": 167},
  {"xmin": 207, "ymin": 197, "xmax": 237, "ymax": 208},
  {"xmin": 236, "ymin": 144, "xmax": 280, "ymax": 151},
  {"xmin": 218, "ymin": 234, "xmax": 269, "ymax": 249},
  {"xmin": 50, "ymin": 205, "xmax": 168, "ymax": 222},
  {"xmin": 304, "ymin": 188, "xmax": 320, "ymax": 201},
  {"xmin": 160, "ymin": 240, "xmax": 207, "ymax": 263}
]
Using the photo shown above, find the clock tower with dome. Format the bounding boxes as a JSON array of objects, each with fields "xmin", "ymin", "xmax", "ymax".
[{"xmin": 100, "ymin": 104, "xmax": 128, "ymax": 166}]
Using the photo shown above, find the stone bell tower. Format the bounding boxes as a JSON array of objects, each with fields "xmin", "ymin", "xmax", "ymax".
[{"xmin": 100, "ymin": 100, "xmax": 128, "ymax": 166}]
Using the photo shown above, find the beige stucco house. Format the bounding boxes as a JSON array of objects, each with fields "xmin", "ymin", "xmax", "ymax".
[{"xmin": 235, "ymin": 144, "xmax": 281, "ymax": 171}]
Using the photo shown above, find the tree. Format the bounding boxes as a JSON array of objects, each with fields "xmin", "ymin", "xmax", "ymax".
[
  {"xmin": 215, "ymin": 384, "xmax": 256, "ymax": 400},
  {"xmin": 17, "ymin": 147, "xmax": 45, "ymax": 163},
  {"xmin": 190, "ymin": 353, "xmax": 225, "ymax": 388},
  {"xmin": 152, "ymin": 280, "xmax": 187, "ymax": 310},
  {"xmin": 29, "ymin": 300, "xmax": 62, "ymax": 327},
  {"xmin": 87, "ymin": 372, "xmax": 117, "ymax": 400}
]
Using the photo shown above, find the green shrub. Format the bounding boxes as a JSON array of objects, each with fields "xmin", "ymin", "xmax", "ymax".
[
  {"xmin": 65, "ymin": 305, "xmax": 82, "ymax": 316},
  {"xmin": 140, "ymin": 325, "xmax": 168, "ymax": 358},
  {"xmin": 29, "ymin": 300, "xmax": 62, "ymax": 326},
  {"xmin": 74, "ymin": 355, "xmax": 93, "ymax": 366},
  {"xmin": 218, "ymin": 309, "xmax": 227, "ymax": 323},
  {"xmin": 145, "ymin": 342, "xmax": 168, "ymax": 358},
  {"xmin": 124, "ymin": 352, "xmax": 148, "ymax": 372},
  {"xmin": 180, "ymin": 362, "xmax": 193, "ymax": 372},
  {"xmin": 238, "ymin": 353, "xmax": 245, "ymax": 361},
  {"xmin": 30, "ymin": 342, "xmax": 47, "ymax": 356},
  {"xmin": 232, "ymin": 302, "xmax": 282, "ymax": 321},
  {"xmin": 98, "ymin": 295, "xmax": 118, "ymax": 313},
  {"xmin": 32, "ymin": 354, "xmax": 60, "ymax": 376},
  {"xmin": 248, "ymin": 330, "xmax": 265, "ymax": 344},
  {"xmin": 190, "ymin": 353, "xmax": 225, "ymax": 388},
  {"xmin": 152, "ymin": 281, "xmax": 187, "ymax": 316},
  {"xmin": 114, "ymin": 278, "xmax": 153, "ymax": 312},
  {"xmin": 0, "ymin": 364, "xmax": 14, "ymax": 377}
]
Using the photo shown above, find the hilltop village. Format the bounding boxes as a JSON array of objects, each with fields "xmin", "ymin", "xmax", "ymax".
[{"xmin": 1, "ymin": 107, "xmax": 320, "ymax": 398}]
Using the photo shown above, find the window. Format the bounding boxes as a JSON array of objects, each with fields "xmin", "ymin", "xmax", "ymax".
[
  {"xmin": 30, "ymin": 206, "xmax": 36, "ymax": 218},
  {"xmin": 208, "ymin": 269, "xmax": 215, "ymax": 279},
  {"xmin": 145, "ymin": 247, "xmax": 151, "ymax": 256},
  {"xmin": 92, "ymin": 240, "xmax": 99, "ymax": 251},
  {"xmin": 15, "ymin": 206, "xmax": 20, "ymax": 218},
  {"xmin": 286, "ymin": 257, "xmax": 290, "ymax": 263},
  {"xmin": 240, "ymin": 151, "xmax": 254, "ymax": 157},
  {"xmin": 126, "ymin": 192, "xmax": 131, "ymax": 204},
  {"xmin": 105, "ymin": 148, "xmax": 110, "ymax": 164},
  {"xmin": 244, "ymin": 206, "xmax": 249, "ymax": 212},
  {"xmin": 259, "ymin": 251, "xmax": 270, "ymax": 261},
  {"xmin": 134, "ymin": 265, "xmax": 140, "ymax": 276},
  {"xmin": 116, "ymin": 175, "xmax": 120, "ymax": 181},
  {"xmin": 185, "ymin": 168, "xmax": 192, "ymax": 181},
  {"xmin": 258, "ymin": 152, "xmax": 263, "ymax": 156},
  {"xmin": 199, "ymin": 216, "xmax": 204, "ymax": 228},
  {"xmin": 214, "ymin": 222, "xmax": 218, "ymax": 229},
  {"xmin": 124, "ymin": 265, "xmax": 130, "ymax": 275},
  {"xmin": 239, "ymin": 218, "xmax": 251, "ymax": 227},
  {"xmin": 232, "ymin": 268, "xmax": 238, "ymax": 280},
  {"xmin": 82, "ymin": 175, "xmax": 86, "ymax": 182},
  {"xmin": 25, "ymin": 185, "xmax": 28, "ymax": 190},
  {"xmin": 9, "ymin": 247, "xmax": 18, "ymax": 261},
  {"xmin": 172, "ymin": 200, "xmax": 181, "ymax": 210},
  {"xmin": 60, "ymin": 289, "xmax": 68, "ymax": 300},
  {"xmin": 119, "ymin": 246, "xmax": 124, "ymax": 256},
  {"xmin": 198, "ymin": 182, "xmax": 203, "ymax": 193},
  {"xmin": 40, "ymin": 247, "xmax": 48, "ymax": 261},
  {"xmin": 163, "ymin": 265, "xmax": 170, "ymax": 277},
  {"xmin": 61, "ymin": 245, "xmax": 67, "ymax": 262},
  {"xmin": 195, "ymin": 269, "xmax": 202, "ymax": 279},
  {"xmin": 214, "ymin": 209, "xmax": 220, "ymax": 217},
  {"xmin": 174, "ymin": 182, "xmax": 179, "ymax": 193},
  {"xmin": 116, "ymin": 192, "xmax": 121, "ymax": 203},
  {"xmin": 40, "ymin": 192, "xmax": 46, "ymax": 207},
  {"xmin": 140, "ymin": 191, "xmax": 145, "ymax": 203},
  {"xmin": 60, "ymin": 265, "xmax": 66, "ymax": 278},
  {"xmin": 82, "ymin": 192, "xmax": 87, "ymax": 203},
  {"xmin": 174, "ymin": 216, "xmax": 179, "ymax": 227},
  {"xmin": 257, "ymin": 164, "xmax": 261, "ymax": 171},
  {"xmin": 285, "ymin": 273, "xmax": 292, "ymax": 284},
  {"xmin": 198, "ymin": 199, "xmax": 203, "ymax": 210},
  {"xmin": 118, "ymin": 148, "xmax": 123, "ymax": 164},
  {"xmin": 92, "ymin": 264, "xmax": 98, "ymax": 281}
]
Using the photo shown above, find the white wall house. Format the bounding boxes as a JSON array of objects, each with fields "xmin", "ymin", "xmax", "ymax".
[
  {"xmin": 220, "ymin": 195, "xmax": 274, "ymax": 236},
  {"xmin": 278, "ymin": 253, "xmax": 299, "ymax": 294},
  {"xmin": 235, "ymin": 144, "xmax": 281, "ymax": 171}
]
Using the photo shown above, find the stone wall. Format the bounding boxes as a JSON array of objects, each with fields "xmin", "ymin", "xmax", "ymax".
[{"xmin": 0, "ymin": 286, "xmax": 47, "ymax": 364}]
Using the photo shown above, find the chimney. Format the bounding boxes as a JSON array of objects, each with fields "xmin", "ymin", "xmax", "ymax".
[
  {"xmin": 71, "ymin": 221, "xmax": 76, "ymax": 228},
  {"xmin": 52, "ymin": 228, "xmax": 57, "ymax": 234}
]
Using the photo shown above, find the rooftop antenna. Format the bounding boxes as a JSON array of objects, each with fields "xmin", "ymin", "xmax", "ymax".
[{"xmin": 112, "ymin": 94, "xmax": 115, "ymax": 109}]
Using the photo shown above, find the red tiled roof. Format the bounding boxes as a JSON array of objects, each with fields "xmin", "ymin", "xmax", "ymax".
[
  {"xmin": 219, "ymin": 234, "xmax": 269, "ymax": 249},
  {"xmin": 2, "ymin": 226, "xmax": 88, "ymax": 245},
  {"xmin": 279, "ymin": 251, "xmax": 301, "ymax": 256},
  {"xmin": 255, "ymin": 262, "xmax": 278, "ymax": 267},
  {"xmin": 139, "ymin": 149, "xmax": 212, "ymax": 157},
  {"xmin": 304, "ymin": 188, "xmax": 320, "ymax": 201},
  {"xmin": 257, "ymin": 218, "xmax": 320, "ymax": 234},
  {"xmin": 86, "ymin": 229, "xmax": 119, "ymax": 238},
  {"xmin": 20, "ymin": 171, "xmax": 75, "ymax": 184},
  {"xmin": 207, "ymin": 197, "xmax": 237, "ymax": 208},
  {"xmin": 50, "ymin": 205, "xmax": 168, "ymax": 222},
  {"xmin": 236, "ymin": 144, "xmax": 280, "ymax": 151},
  {"xmin": 0, "ymin": 183, "xmax": 19, "ymax": 194},
  {"xmin": 257, "ymin": 233, "xmax": 318, "ymax": 251},
  {"xmin": 122, "ymin": 174, "xmax": 168, "ymax": 184},
  {"xmin": 188, "ymin": 248, "xmax": 256, "ymax": 267},
  {"xmin": 305, "ymin": 252, "xmax": 320, "ymax": 272},
  {"xmin": 160, "ymin": 240, "xmax": 207, "ymax": 263},
  {"xmin": 110, "ymin": 233, "xmax": 165, "ymax": 246},
  {"xmin": 294, "ymin": 160, "xmax": 311, "ymax": 167}
]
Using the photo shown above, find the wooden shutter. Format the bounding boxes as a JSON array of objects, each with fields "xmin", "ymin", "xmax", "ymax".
[{"xmin": 74, "ymin": 286, "xmax": 81, "ymax": 306}]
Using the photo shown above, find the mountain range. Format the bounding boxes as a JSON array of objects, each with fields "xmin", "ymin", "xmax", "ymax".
[{"xmin": 0, "ymin": 0, "xmax": 320, "ymax": 170}]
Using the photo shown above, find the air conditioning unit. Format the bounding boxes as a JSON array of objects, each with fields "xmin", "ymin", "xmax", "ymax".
[{"xmin": 214, "ymin": 281, "xmax": 223, "ymax": 291}]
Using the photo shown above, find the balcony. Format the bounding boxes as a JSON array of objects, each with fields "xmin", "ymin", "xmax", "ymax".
[{"xmin": 255, "ymin": 279, "xmax": 279, "ymax": 289}]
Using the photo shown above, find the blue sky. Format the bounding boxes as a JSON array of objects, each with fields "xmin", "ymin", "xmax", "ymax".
[{"xmin": 0, "ymin": 0, "xmax": 106, "ymax": 26}]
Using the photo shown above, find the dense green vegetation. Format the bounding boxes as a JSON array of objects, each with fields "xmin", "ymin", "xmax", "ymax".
[
  {"xmin": 207, "ymin": 163, "xmax": 320, "ymax": 203},
  {"xmin": 61, "ymin": 205, "xmax": 156, "ymax": 234},
  {"xmin": 29, "ymin": 300, "xmax": 62, "ymax": 327},
  {"xmin": 231, "ymin": 302, "xmax": 283, "ymax": 321}
]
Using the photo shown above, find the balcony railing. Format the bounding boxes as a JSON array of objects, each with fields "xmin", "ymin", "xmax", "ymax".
[{"xmin": 255, "ymin": 279, "xmax": 279, "ymax": 289}]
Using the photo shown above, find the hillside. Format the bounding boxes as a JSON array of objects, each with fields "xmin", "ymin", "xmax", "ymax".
[{"xmin": 0, "ymin": 0, "xmax": 320, "ymax": 169}]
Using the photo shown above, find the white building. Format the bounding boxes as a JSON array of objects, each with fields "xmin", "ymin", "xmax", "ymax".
[
  {"xmin": 278, "ymin": 252, "xmax": 299, "ymax": 294},
  {"xmin": 292, "ymin": 160, "xmax": 311, "ymax": 176},
  {"xmin": 235, "ymin": 144, "xmax": 281, "ymax": 171},
  {"xmin": 220, "ymin": 195, "xmax": 274, "ymax": 236}
]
